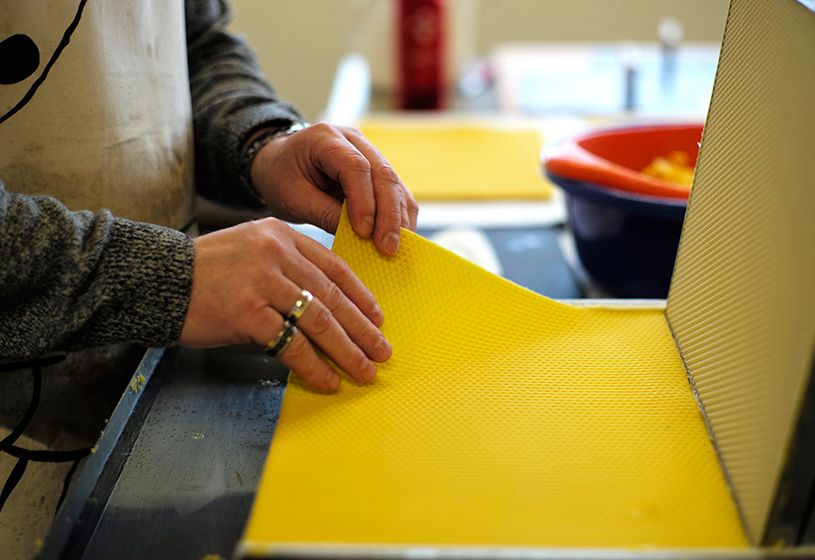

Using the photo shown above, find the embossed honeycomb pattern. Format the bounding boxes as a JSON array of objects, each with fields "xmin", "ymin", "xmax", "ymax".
[{"xmin": 242, "ymin": 214, "xmax": 746, "ymax": 553}]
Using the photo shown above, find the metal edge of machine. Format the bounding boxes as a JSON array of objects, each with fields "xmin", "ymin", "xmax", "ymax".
[
  {"xmin": 763, "ymin": 351, "xmax": 815, "ymax": 546},
  {"xmin": 39, "ymin": 347, "xmax": 169, "ymax": 560},
  {"xmin": 236, "ymin": 542, "xmax": 815, "ymax": 560}
]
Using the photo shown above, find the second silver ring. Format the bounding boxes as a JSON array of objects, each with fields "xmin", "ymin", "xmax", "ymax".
[
  {"xmin": 287, "ymin": 289, "xmax": 313, "ymax": 323},
  {"xmin": 265, "ymin": 320, "xmax": 297, "ymax": 357}
]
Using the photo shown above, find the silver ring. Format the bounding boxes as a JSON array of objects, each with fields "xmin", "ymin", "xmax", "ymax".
[
  {"xmin": 265, "ymin": 320, "xmax": 297, "ymax": 357},
  {"xmin": 286, "ymin": 289, "xmax": 313, "ymax": 323}
]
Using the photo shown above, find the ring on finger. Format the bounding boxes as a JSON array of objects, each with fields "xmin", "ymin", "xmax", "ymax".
[
  {"xmin": 265, "ymin": 320, "xmax": 298, "ymax": 357},
  {"xmin": 287, "ymin": 289, "xmax": 313, "ymax": 323}
]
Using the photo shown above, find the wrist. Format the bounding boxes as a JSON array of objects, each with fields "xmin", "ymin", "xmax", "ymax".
[{"xmin": 242, "ymin": 122, "xmax": 309, "ymax": 204}]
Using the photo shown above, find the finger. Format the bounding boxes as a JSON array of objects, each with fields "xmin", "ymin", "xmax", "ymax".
[
  {"xmin": 343, "ymin": 130, "xmax": 405, "ymax": 256},
  {"xmin": 265, "ymin": 274, "xmax": 384, "ymax": 383},
  {"xmin": 306, "ymin": 191, "xmax": 344, "ymax": 234},
  {"xmin": 404, "ymin": 187, "xmax": 419, "ymax": 230},
  {"xmin": 295, "ymin": 296, "xmax": 382, "ymax": 385},
  {"xmin": 294, "ymin": 233, "xmax": 386, "ymax": 327},
  {"xmin": 400, "ymin": 192, "xmax": 411, "ymax": 235},
  {"xmin": 373, "ymin": 181, "xmax": 404, "ymax": 256},
  {"xmin": 281, "ymin": 255, "xmax": 391, "ymax": 365},
  {"xmin": 281, "ymin": 331, "xmax": 344, "ymax": 393},
  {"xmin": 309, "ymin": 124, "xmax": 376, "ymax": 239},
  {"xmin": 254, "ymin": 307, "xmax": 341, "ymax": 393}
]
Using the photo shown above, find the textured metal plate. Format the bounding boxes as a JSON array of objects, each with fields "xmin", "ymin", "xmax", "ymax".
[{"xmin": 666, "ymin": 0, "xmax": 815, "ymax": 544}]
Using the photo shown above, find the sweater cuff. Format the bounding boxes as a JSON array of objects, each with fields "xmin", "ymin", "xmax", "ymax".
[{"xmin": 96, "ymin": 217, "xmax": 195, "ymax": 347}]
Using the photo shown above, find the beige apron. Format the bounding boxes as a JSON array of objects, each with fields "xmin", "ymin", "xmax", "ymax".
[
  {"xmin": 0, "ymin": 0, "xmax": 194, "ymax": 227},
  {"xmin": 1, "ymin": 2, "xmax": 195, "ymax": 557}
]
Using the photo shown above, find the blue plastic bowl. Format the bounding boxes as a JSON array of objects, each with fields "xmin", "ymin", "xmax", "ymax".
[{"xmin": 546, "ymin": 172, "xmax": 687, "ymax": 298}]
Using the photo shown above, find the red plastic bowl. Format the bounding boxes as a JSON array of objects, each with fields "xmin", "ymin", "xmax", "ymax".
[{"xmin": 545, "ymin": 123, "xmax": 702, "ymax": 200}]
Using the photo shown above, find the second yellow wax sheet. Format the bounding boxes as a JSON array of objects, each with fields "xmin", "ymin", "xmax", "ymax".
[
  {"xmin": 242, "ymin": 214, "xmax": 746, "ymax": 554},
  {"xmin": 359, "ymin": 118, "xmax": 553, "ymax": 200}
]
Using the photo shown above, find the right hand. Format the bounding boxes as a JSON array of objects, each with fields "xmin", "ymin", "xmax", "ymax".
[{"xmin": 179, "ymin": 218, "xmax": 391, "ymax": 393}]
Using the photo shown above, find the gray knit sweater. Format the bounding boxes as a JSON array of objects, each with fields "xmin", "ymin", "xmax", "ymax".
[{"xmin": 0, "ymin": 0, "xmax": 303, "ymax": 359}]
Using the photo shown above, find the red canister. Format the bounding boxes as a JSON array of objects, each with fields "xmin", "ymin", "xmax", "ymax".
[{"xmin": 396, "ymin": 0, "xmax": 445, "ymax": 110}]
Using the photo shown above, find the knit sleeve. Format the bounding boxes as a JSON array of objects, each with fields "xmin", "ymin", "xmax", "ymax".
[
  {"xmin": 185, "ymin": 0, "xmax": 306, "ymax": 209},
  {"xmin": 0, "ymin": 182, "xmax": 195, "ymax": 359}
]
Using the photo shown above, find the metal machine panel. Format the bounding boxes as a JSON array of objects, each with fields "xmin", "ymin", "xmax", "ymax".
[{"xmin": 666, "ymin": 0, "xmax": 815, "ymax": 544}]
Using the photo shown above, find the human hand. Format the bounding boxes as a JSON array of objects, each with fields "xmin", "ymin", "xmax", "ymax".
[
  {"xmin": 179, "ymin": 218, "xmax": 391, "ymax": 393},
  {"xmin": 250, "ymin": 123, "xmax": 418, "ymax": 256}
]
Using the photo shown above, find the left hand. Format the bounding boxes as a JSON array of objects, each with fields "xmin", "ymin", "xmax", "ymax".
[
  {"xmin": 180, "ymin": 217, "xmax": 390, "ymax": 392},
  {"xmin": 251, "ymin": 123, "xmax": 418, "ymax": 256}
]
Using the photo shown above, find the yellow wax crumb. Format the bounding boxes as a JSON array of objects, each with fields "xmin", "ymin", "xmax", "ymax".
[
  {"xmin": 129, "ymin": 373, "xmax": 147, "ymax": 393},
  {"xmin": 642, "ymin": 150, "xmax": 695, "ymax": 187}
]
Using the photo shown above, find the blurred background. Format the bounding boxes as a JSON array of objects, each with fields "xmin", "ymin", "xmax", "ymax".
[
  {"xmin": 231, "ymin": 0, "xmax": 728, "ymax": 119},
  {"xmin": 224, "ymin": 0, "xmax": 732, "ymax": 299}
]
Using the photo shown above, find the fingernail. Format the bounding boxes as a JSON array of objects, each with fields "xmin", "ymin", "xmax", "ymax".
[
  {"xmin": 374, "ymin": 336, "xmax": 392, "ymax": 362},
  {"xmin": 361, "ymin": 216, "xmax": 374, "ymax": 238},
  {"xmin": 325, "ymin": 372, "xmax": 341, "ymax": 392},
  {"xmin": 383, "ymin": 232, "xmax": 400, "ymax": 255},
  {"xmin": 371, "ymin": 305, "xmax": 385, "ymax": 326}
]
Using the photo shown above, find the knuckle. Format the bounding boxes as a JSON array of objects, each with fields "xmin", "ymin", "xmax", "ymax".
[
  {"xmin": 243, "ymin": 318, "xmax": 266, "ymax": 345},
  {"xmin": 258, "ymin": 216, "xmax": 279, "ymax": 226},
  {"xmin": 377, "ymin": 164, "xmax": 400, "ymax": 186},
  {"xmin": 262, "ymin": 234, "xmax": 284, "ymax": 257},
  {"xmin": 352, "ymin": 352, "xmax": 370, "ymax": 376},
  {"xmin": 311, "ymin": 306, "xmax": 333, "ymax": 335},
  {"xmin": 256, "ymin": 226, "xmax": 292, "ymax": 257},
  {"xmin": 310, "ymin": 122, "xmax": 333, "ymax": 135},
  {"xmin": 401, "ymin": 198, "xmax": 411, "ymax": 222},
  {"xmin": 235, "ymin": 288, "xmax": 264, "ymax": 316},
  {"xmin": 291, "ymin": 360, "xmax": 317, "ymax": 385},
  {"xmin": 244, "ymin": 220, "xmax": 267, "ymax": 243},
  {"xmin": 242, "ymin": 309, "xmax": 273, "ymax": 343},
  {"xmin": 345, "ymin": 153, "xmax": 371, "ymax": 175},
  {"xmin": 326, "ymin": 254, "xmax": 350, "ymax": 281},
  {"xmin": 266, "ymin": 217, "xmax": 290, "ymax": 235},
  {"xmin": 317, "ymin": 206, "xmax": 337, "ymax": 232},
  {"xmin": 385, "ymin": 204, "xmax": 402, "ymax": 225},
  {"xmin": 406, "ymin": 191, "xmax": 419, "ymax": 211},
  {"xmin": 297, "ymin": 362, "xmax": 320, "ymax": 384},
  {"xmin": 341, "ymin": 126, "xmax": 362, "ymax": 137},
  {"xmin": 283, "ymin": 334, "xmax": 310, "ymax": 361},
  {"xmin": 364, "ymin": 325, "xmax": 382, "ymax": 349},
  {"xmin": 323, "ymin": 282, "xmax": 344, "ymax": 311},
  {"xmin": 255, "ymin": 216, "xmax": 281, "ymax": 233},
  {"xmin": 296, "ymin": 353, "xmax": 328, "ymax": 384}
]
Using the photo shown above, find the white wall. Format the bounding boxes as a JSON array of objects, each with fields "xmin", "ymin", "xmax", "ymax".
[{"xmin": 230, "ymin": 0, "xmax": 729, "ymax": 120}]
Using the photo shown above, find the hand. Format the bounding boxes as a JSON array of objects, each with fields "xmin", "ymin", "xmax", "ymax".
[
  {"xmin": 251, "ymin": 122, "xmax": 418, "ymax": 256},
  {"xmin": 179, "ymin": 218, "xmax": 391, "ymax": 393}
]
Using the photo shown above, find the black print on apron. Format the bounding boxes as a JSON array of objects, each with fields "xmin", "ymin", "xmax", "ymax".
[{"xmin": 0, "ymin": 0, "xmax": 88, "ymax": 125}]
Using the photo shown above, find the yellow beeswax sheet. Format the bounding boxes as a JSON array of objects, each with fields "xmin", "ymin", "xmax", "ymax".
[
  {"xmin": 359, "ymin": 119, "xmax": 553, "ymax": 201},
  {"xmin": 240, "ymin": 213, "xmax": 746, "ymax": 556}
]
